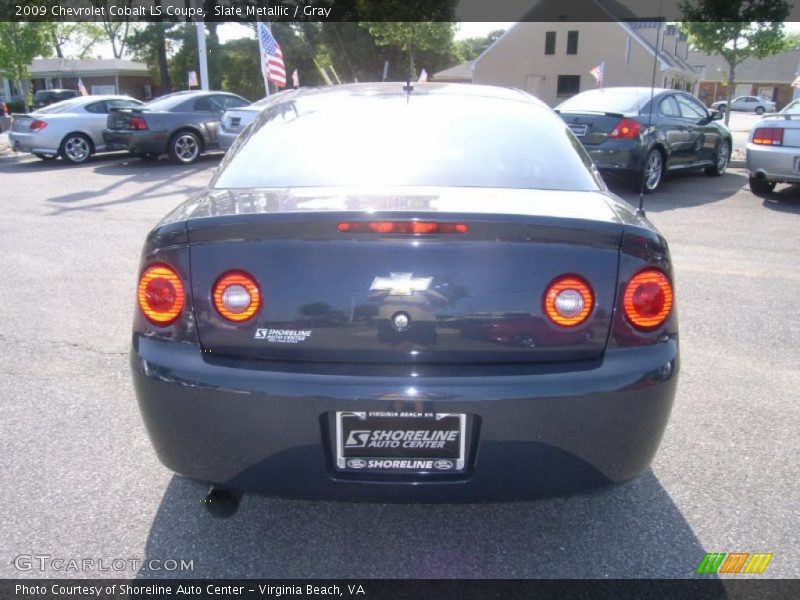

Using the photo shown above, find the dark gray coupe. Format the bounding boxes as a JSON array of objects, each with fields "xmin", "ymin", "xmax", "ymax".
[
  {"xmin": 103, "ymin": 90, "xmax": 249, "ymax": 164},
  {"xmin": 557, "ymin": 87, "xmax": 732, "ymax": 193},
  {"xmin": 131, "ymin": 84, "xmax": 679, "ymax": 509}
]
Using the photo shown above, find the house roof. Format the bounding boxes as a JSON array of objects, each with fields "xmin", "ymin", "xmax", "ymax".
[
  {"xmin": 31, "ymin": 58, "xmax": 150, "ymax": 77},
  {"xmin": 432, "ymin": 61, "xmax": 474, "ymax": 82},
  {"xmin": 689, "ymin": 50, "xmax": 800, "ymax": 84}
]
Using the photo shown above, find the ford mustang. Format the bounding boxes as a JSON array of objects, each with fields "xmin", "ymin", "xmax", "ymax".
[{"xmin": 131, "ymin": 83, "xmax": 679, "ymax": 506}]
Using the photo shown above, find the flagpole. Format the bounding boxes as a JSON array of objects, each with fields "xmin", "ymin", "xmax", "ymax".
[{"xmin": 195, "ymin": 21, "xmax": 209, "ymax": 91}]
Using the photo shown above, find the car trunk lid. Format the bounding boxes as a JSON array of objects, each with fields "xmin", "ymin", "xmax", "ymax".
[
  {"xmin": 558, "ymin": 111, "xmax": 630, "ymax": 145},
  {"xmin": 184, "ymin": 187, "xmax": 623, "ymax": 364}
]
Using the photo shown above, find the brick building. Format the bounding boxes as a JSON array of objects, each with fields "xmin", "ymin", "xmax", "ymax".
[{"xmin": 690, "ymin": 50, "xmax": 800, "ymax": 110}]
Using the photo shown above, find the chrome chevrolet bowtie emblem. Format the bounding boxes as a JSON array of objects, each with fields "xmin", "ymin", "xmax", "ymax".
[{"xmin": 369, "ymin": 273, "xmax": 432, "ymax": 296}]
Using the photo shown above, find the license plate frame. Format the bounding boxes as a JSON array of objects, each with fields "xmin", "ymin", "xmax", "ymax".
[
  {"xmin": 335, "ymin": 411, "xmax": 467, "ymax": 472},
  {"xmin": 569, "ymin": 123, "xmax": 589, "ymax": 137}
]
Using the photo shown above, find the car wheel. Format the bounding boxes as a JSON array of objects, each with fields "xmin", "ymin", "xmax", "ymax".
[
  {"xmin": 640, "ymin": 148, "xmax": 664, "ymax": 193},
  {"xmin": 34, "ymin": 153, "xmax": 56, "ymax": 160},
  {"xmin": 755, "ymin": 106, "xmax": 765, "ymax": 115},
  {"xmin": 59, "ymin": 133, "xmax": 92, "ymax": 164},
  {"xmin": 169, "ymin": 131, "xmax": 201, "ymax": 164},
  {"xmin": 705, "ymin": 140, "xmax": 730, "ymax": 176},
  {"xmin": 749, "ymin": 176, "xmax": 776, "ymax": 196}
]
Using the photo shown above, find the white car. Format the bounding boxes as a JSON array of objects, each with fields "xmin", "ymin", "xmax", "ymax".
[
  {"xmin": 746, "ymin": 98, "xmax": 800, "ymax": 195},
  {"xmin": 711, "ymin": 95, "xmax": 776, "ymax": 115},
  {"xmin": 9, "ymin": 95, "xmax": 142, "ymax": 164},
  {"xmin": 219, "ymin": 90, "xmax": 295, "ymax": 151}
]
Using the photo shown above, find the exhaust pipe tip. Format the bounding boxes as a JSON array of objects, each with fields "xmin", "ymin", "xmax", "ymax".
[{"xmin": 202, "ymin": 486, "xmax": 241, "ymax": 518}]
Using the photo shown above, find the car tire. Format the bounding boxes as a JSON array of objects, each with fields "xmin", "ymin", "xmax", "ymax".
[
  {"xmin": 755, "ymin": 106, "xmax": 765, "ymax": 115},
  {"xmin": 34, "ymin": 153, "xmax": 56, "ymax": 160},
  {"xmin": 169, "ymin": 131, "xmax": 202, "ymax": 164},
  {"xmin": 749, "ymin": 176, "xmax": 776, "ymax": 196},
  {"xmin": 59, "ymin": 133, "xmax": 93, "ymax": 164},
  {"xmin": 639, "ymin": 148, "xmax": 664, "ymax": 193},
  {"xmin": 705, "ymin": 140, "xmax": 730, "ymax": 176}
]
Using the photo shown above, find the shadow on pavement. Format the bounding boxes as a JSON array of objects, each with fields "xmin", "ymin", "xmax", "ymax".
[
  {"xmin": 38, "ymin": 154, "xmax": 221, "ymax": 215},
  {"xmin": 760, "ymin": 185, "xmax": 800, "ymax": 214},
  {"xmin": 609, "ymin": 170, "xmax": 746, "ymax": 213},
  {"xmin": 138, "ymin": 470, "xmax": 712, "ymax": 579}
]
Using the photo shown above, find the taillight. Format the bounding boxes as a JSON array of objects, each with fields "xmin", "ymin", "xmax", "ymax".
[
  {"xmin": 129, "ymin": 116, "xmax": 148, "ymax": 130},
  {"xmin": 337, "ymin": 221, "xmax": 468, "ymax": 234},
  {"xmin": 29, "ymin": 119, "xmax": 47, "ymax": 132},
  {"xmin": 1, "ymin": 102, "xmax": 7, "ymax": 116},
  {"xmin": 543, "ymin": 275, "xmax": 594, "ymax": 327},
  {"xmin": 213, "ymin": 271, "xmax": 261, "ymax": 322},
  {"xmin": 752, "ymin": 127, "xmax": 783, "ymax": 146},
  {"xmin": 608, "ymin": 118, "xmax": 641, "ymax": 140},
  {"xmin": 137, "ymin": 264, "xmax": 185, "ymax": 325},
  {"xmin": 623, "ymin": 269, "xmax": 673, "ymax": 331}
]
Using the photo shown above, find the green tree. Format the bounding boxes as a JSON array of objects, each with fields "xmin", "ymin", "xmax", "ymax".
[
  {"xmin": 361, "ymin": 23, "xmax": 456, "ymax": 81},
  {"xmin": 126, "ymin": 23, "xmax": 173, "ymax": 93},
  {"xmin": 453, "ymin": 29, "xmax": 505, "ymax": 63},
  {"xmin": 0, "ymin": 22, "xmax": 51, "ymax": 111},
  {"xmin": 48, "ymin": 23, "xmax": 106, "ymax": 59},
  {"xmin": 680, "ymin": 0, "xmax": 790, "ymax": 124}
]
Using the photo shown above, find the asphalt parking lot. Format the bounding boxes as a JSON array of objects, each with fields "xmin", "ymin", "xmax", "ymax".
[{"xmin": 0, "ymin": 151, "xmax": 798, "ymax": 579}]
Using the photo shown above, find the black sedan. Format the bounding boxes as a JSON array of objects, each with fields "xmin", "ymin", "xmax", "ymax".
[
  {"xmin": 557, "ymin": 87, "xmax": 732, "ymax": 192},
  {"xmin": 131, "ymin": 84, "xmax": 679, "ymax": 508},
  {"xmin": 103, "ymin": 90, "xmax": 249, "ymax": 164}
]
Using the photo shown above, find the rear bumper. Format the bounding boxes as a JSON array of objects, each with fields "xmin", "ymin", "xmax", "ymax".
[
  {"xmin": 103, "ymin": 129, "xmax": 165, "ymax": 155},
  {"xmin": 131, "ymin": 334, "xmax": 679, "ymax": 501},
  {"xmin": 8, "ymin": 131, "xmax": 58, "ymax": 155},
  {"xmin": 583, "ymin": 141, "xmax": 644, "ymax": 174},
  {"xmin": 218, "ymin": 129, "xmax": 240, "ymax": 151},
  {"xmin": 746, "ymin": 143, "xmax": 800, "ymax": 183}
]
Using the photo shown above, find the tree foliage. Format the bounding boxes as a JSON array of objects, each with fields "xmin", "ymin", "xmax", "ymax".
[
  {"xmin": 48, "ymin": 23, "xmax": 106, "ymax": 59},
  {"xmin": 680, "ymin": 0, "xmax": 790, "ymax": 122},
  {"xmin": 453, "ymin": 29, "xmax": 505, "ymax": 63},
  {"xmin": 0, "ymin": 22, "xmax": 51, "ymax": 110}
]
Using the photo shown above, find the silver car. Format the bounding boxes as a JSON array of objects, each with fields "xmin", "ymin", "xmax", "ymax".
[
  {"xmin": 711, "ymin": 95, "xmax": 776, "ymax": 115},
  {"xmin": 9, "ymin": 95, "xmax": 142, "ymax": 164},
  {"xmin": 746, "ymin": 98, "xmax": 800, "ymax": 195},
  {"xmin": 219, "ymin": 90, "xmax": 295, "ymax": 150}
]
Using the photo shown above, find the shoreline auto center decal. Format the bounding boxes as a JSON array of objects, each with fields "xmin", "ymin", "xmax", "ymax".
[
  {"xmin": 337, "ymin": 411, "xmax": 466, "ymax": 471},
  {"xmin": 254, "ymin": 328, "xmax": 312, "ymax": 343}
]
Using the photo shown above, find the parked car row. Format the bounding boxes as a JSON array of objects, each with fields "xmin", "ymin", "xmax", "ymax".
[
  {"xmin": 8, "ymin": 90, "xmax": 250, "ymax": 165},
  {"xmin": 5, "ymin": 85, "xmax": 799, "ymax": 201}
]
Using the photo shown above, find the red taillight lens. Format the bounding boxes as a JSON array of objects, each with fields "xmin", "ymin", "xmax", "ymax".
[
  {"xmin": 608, "ymin": 118, "xmax": 641, "ymax": 140},
  {"xmin": 213, "ymin": 271, "xmax": 261, "ymax": 322},
  {"xmin": 129, "ymin": 116, "xmax": 148, "ymax": 130},
  {"xmin": 752, "ymin": 127, "xmax": 783, "ymax": 146},
  {"xmin": 29, "ymin": 119, "xmax": 47, "ymax": 132},
  {"xmin": 337, "ymin": 221, "xmax": 468, "ymax": 234},
  {"xmin": 623, "ymin": 269, "xmax": 673, "ymax": 330},
  {"xmin": 1, "ymin": 102, "xmax": 7, "ymax": 116},
  {"xmin": 543, "ymin": 275, "xmax": 594, "ymax": 327},
  {"xmin": 137, "ymin": 264, "xmax": 185, "ymax": 325}
]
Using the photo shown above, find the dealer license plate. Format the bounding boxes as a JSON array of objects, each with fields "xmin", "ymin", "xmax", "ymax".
[{"xmin": 335, "ymin": 411, "xmax": 467, "ymax": 472}]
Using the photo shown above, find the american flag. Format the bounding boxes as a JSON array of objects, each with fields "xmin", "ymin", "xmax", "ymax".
[
  {"xmin": 257, "ymin": 23, "xmax": 286, "ymax": 89},
  {"xmin": 77, "ymin": 78, "xmax": 88, "ymax": 96},
  {"xmin": 590, "ymin": 62, "xmax": 604, "ymax": 87}
]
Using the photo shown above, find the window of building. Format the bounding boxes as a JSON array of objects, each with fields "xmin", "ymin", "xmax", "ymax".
[
  {"xmin": 566, "ymin": 31, "xmax": 579, "ymax": 55},
  {"xmin": 557, "ymin": 75, "xmax": 581, "ymax": 97},
  {"xmin": 545, "ymin": 31, "xmax": 556, "ymax": 55}
]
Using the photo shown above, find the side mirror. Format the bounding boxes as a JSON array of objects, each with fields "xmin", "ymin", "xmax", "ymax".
[{"xmin": 710, "ymin": 110, "xmax": 724, "ymax": 121}]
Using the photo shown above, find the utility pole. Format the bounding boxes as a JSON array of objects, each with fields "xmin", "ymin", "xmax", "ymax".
[{"xmin": 195, "ymin": 21, "xmax": 209, "ymax": 90}]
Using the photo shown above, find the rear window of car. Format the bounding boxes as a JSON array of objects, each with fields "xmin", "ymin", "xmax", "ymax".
[
  {"xmin": 213, "ymin": 92, "xmax": 601, "ymax": 191},
  {"xmin": 557, "ymin": 88, "xmax": 655, "ymax": 114},
  {"xmin": 35, "ymin": 98, "xmax": 86, "ymax": 114},
  {"xmin": 142, "ymin": 94, "xmax": 192, "ymax": 111}
]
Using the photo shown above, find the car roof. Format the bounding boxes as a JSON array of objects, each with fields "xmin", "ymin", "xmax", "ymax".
[{"xmin": 262, "ymin": 82, "xmax": 543, "ymax": 107}]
